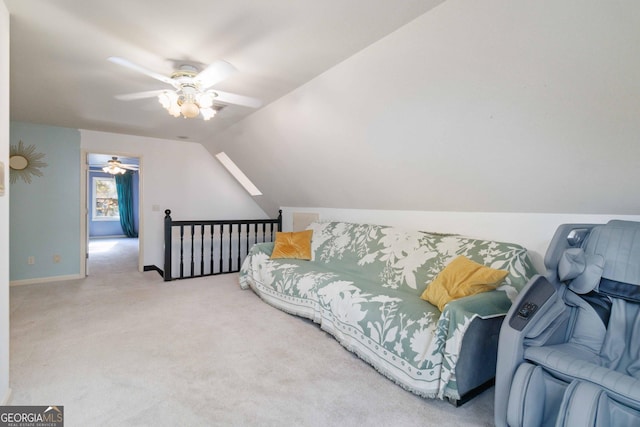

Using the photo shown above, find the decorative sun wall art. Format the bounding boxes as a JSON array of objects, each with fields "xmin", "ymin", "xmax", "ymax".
[{"xmin": 9, "ymin": 140, "xmax": 48, "ymax": 184}]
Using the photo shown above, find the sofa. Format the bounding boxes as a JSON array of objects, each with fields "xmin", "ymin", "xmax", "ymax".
[{"xmin": 239, "ymin": 221, "xmax": 536, "ymax": 404}]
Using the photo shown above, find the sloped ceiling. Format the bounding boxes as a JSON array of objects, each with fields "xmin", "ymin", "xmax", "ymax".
[
  {"xmin": 5, "ymin": 0, "xmax": 443, "ymax": 142},
  {"xmin": 7, "ymin": 1, "xmax": 640, "ymax": 218},
  {"xmin": 205, "ymin": 0, "xmax": 640, "ymax": 216}
]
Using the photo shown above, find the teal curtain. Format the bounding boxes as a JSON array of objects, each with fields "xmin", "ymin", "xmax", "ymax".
[{"xmin": 115, "ymin": 171, "xmax": 138, "ymax": 238}]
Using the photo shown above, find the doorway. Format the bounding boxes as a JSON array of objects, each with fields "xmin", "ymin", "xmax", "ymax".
[
  {"xmin": 88, "ymin": 237, "xmax": 139, "ymax": 275},
  {"xmin": 83, "ymin": 152, "xmax": 141, "ymax": 276}
]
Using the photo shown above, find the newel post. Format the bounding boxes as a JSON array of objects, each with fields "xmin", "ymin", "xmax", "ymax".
[{"xmin": 164, "ymin": 209, "xmax": 173, "ymax": 281}]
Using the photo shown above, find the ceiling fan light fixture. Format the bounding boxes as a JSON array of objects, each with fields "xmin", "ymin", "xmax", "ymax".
[
  {"xmin": 101, "ymin": 156, "xmax": 138, "ymax": 174},
  {"xmin": 158, "ymin": 89, "xmax": 213, "ymax": 119},
  {"xmin": 169, "ymin": 103, "xmax": 181, "ymax": 117},
  {"xmin": 158, "ymin": 92, "xmax": 181, "ymax": 117},
  {"xmin": 180, "ymin": 101, "xmax": 200, "ymax": 118},
  {"xmin": 197, "ymin": 92, "xmax": 215, "ymax": 109},
  {"xmin": 201, "ymin": 108, "xmax": 217, "ymax": 121},
  {"xmin": 102, "ymin": 165, "xmax": 127, "ymax": 175},
  {"xmin": 158, "ymin": 91, "xmax": 174, "ymax": 108},
  {"xmin": 110, "ymin": 57, "xmax": 262, "ymax": 121}
]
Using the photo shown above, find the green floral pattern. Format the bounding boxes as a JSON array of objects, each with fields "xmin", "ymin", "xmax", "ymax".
[{"xmin": 240, "ymin": 221, "xmax": 536, "ymax": 399}]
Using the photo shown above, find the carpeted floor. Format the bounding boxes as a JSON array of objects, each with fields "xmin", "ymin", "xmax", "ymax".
[
  {"xmin": 9, "ymin": 238, "xmax": 495, "ymax": 426},
  {"xmin": 86, "ymin": 237, "xmax": 140, "ymax": 276}
]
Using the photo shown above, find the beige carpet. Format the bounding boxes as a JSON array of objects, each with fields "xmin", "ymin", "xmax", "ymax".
[
  {"xmin": 9, "ymin": 238, "xmax": 495, "ymax": 426},
  {"xmin": 87, "ymin": 237, "xmax": 140, "ymax": 276}
]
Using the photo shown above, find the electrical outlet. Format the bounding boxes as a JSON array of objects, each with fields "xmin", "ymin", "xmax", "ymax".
[
  {"xmin": 28, "ymin": 256, "xmax": 35, "ymax": 265},
  {"xmin": 53, "ymin": 255, "xmax": 61, "ymax": 263}
]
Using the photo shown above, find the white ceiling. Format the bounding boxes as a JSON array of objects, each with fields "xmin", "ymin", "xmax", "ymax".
[{"xmin": 5, "ymin": 0, "xmax": 443, "ymax": 143}]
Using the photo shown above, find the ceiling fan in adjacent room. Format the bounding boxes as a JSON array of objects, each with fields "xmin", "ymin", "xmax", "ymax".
[
  {"xmin": 102, "ymin": 156, "xmax": 139, "ymax": 175},
  {"xmin": 108, "ymin": 56, "xmax": 263, "ymax": 120}
]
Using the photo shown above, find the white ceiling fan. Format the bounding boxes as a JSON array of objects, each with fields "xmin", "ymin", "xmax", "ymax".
[
  {"xmin": 103, "ymin": 156, "xmax": 139, "ymax": 175},
  {"xmin": 108, "ymin": 56, "xmax": 262, "ymax": 120}
]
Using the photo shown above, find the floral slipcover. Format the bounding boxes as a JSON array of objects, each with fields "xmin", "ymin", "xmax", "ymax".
[{"xmin": 239, "ymin": 221, "xmax": 536, "ymax": 400}]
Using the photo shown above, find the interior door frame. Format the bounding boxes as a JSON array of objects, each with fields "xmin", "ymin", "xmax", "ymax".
[{"xmin": 80, "ymin": 150, "xmax": 144, "ymax": 276}]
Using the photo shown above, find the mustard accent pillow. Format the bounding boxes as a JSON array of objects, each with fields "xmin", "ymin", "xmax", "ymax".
[
  {"xmin": 270, "ymin": 230, "xmax": 313, "ymax": 260},
  {"xmin": 421, "ymin": 255, "xmax": 508, "ymax": 311}
]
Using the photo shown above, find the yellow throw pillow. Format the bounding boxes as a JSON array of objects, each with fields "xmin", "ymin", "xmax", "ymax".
[
  {"xmin": 270, "ymin": 230, "xmax": 313, "ymax": 260},
  {"xmin": 421, "ymin": 255, "xmax": 508, "ymax": 311}
]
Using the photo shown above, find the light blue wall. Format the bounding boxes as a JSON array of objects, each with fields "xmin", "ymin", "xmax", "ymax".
[{"xmin": 10, "ymin": 122, "xmax": 81, "ymax": 281}]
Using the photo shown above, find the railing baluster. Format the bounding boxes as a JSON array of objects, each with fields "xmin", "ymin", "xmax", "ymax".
[
  {"xmin": 190, "ymin": 225, "xmax": 195, "ymax": 278},
  {"xmin": 219, "ymin": 224, "xmax": 223, "ymax": 274},
  {"xmin": 179, "ymin": 225, "xmax": 185, "ymax": 279},
  {"xmin": 164, "ymin": 210, "xmax": 173, "ymax": 281},
  {"xmin": 227, "ymin": 224, "xmax": 233, "ymax": 273},
  {"xmin": 200, "ymin": 224, "xmax": 205, "ymax": 277},
  {"xmin": 246, "ymin": 224, "xmax": 250, "ymax": 260},
  {"xmin": 254, "ymin": 223, "xmax": 258, "ymax": 248},
  {"xmin": 163, "ymin": 209, "xmax": 283, "ymax": 281},
  {"xmin": 237, "ymin": 224, "xmax": 243, "ymax": 272},
  {"xmin": 210, "ymin": 224, "xmax": 214, "ymax": 275}
]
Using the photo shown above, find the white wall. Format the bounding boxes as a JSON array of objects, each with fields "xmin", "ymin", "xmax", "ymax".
[
  {"xmin": 281, "ymin": 207, "xmax": 640, "ymax": 273},
  {"xmin": 0, "ymin": 0, "xmax": 11, "ymax": 404},
  {"xmin": 81, "ymin": 130, "xmax": 268, "ymax": 270},
  {"xmin": 206, "ymin": 0, "xmax": 640, "ymax": 216}
]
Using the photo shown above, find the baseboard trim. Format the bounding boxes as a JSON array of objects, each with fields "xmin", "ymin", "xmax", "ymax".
[
  {"xmin": 144, "ymin": 265, "xmax": 164, "ymax": 278},
  {"xmin": 10, "ymin": 274, "xmax": 84, "ymax": 287}
]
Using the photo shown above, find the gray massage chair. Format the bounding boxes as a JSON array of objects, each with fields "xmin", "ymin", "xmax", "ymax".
[{"xmin": 495, "ymin": 220, "xmax": 640, "ymax": 426}]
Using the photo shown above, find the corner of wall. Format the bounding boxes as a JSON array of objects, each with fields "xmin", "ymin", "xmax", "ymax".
[{"xmin": 1, "ymin": 0, "xmax": 12, "ymax": 405}]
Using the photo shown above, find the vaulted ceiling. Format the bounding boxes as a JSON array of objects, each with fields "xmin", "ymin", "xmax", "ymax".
[
  {"xmin": 6, "ymin": 1, "xmax": 640, "ymax": 218},
  {"xmin": 203, "ymin": 0, "xmax": 640, "ymax": 216},
  {"xmin": 5, "ymin": 0, "xmax": 443, "ymax": 142}
]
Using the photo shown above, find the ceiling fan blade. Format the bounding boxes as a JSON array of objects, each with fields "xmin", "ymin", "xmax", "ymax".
[
  {"xmin": 196, "ymin": 60, "xmax": 237, "ymax": 89},
  {"xmin": 120, "ymin": 164, "xmax": 139, "ymax": 170},
  {"xmin": 108, "ymin": 56, "xmax": 175, "ymax": 86},
  {"xmin": 115, "ymin": 90, "xmax": 166, "ymax": 101},
  {"xmin": 211, "ymin": 90, "xmax": 263, "ymax": 108}
]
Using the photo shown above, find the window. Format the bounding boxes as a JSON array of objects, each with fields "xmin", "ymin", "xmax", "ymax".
[{"xmin": 93, "ymin": 176, "xmax": 119, "ymax": 220}]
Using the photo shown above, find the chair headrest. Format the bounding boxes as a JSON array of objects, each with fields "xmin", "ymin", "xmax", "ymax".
[
  {"xmin": 586, "ymin": 220, "xmax": 640, "ymax": 285},
  {"xmin": 558, "ymin": 248, "xmax": 604, "ymax": 294},
  {"xmin": 558, "ymin": 220, "xmax": 640, "ymax": 299}
]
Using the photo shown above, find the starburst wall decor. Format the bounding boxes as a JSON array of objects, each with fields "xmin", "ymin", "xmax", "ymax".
[{"xmin": 9, "ymin": 140, "xmax": 48, "ymax": 184}]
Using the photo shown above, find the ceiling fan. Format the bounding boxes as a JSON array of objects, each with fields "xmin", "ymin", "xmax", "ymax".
[
  {"xmin": 108, "ymin": 56, "xmax": 262, "ymax": 120},
  {"xmin": 103, "ymin": 156, "xmax": 139, "ymax": 175}
]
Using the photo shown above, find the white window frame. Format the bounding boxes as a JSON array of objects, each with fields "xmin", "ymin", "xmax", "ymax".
[{"xmin": 92, "ymin": 176, "xmax": 120, "ymax": 221}]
